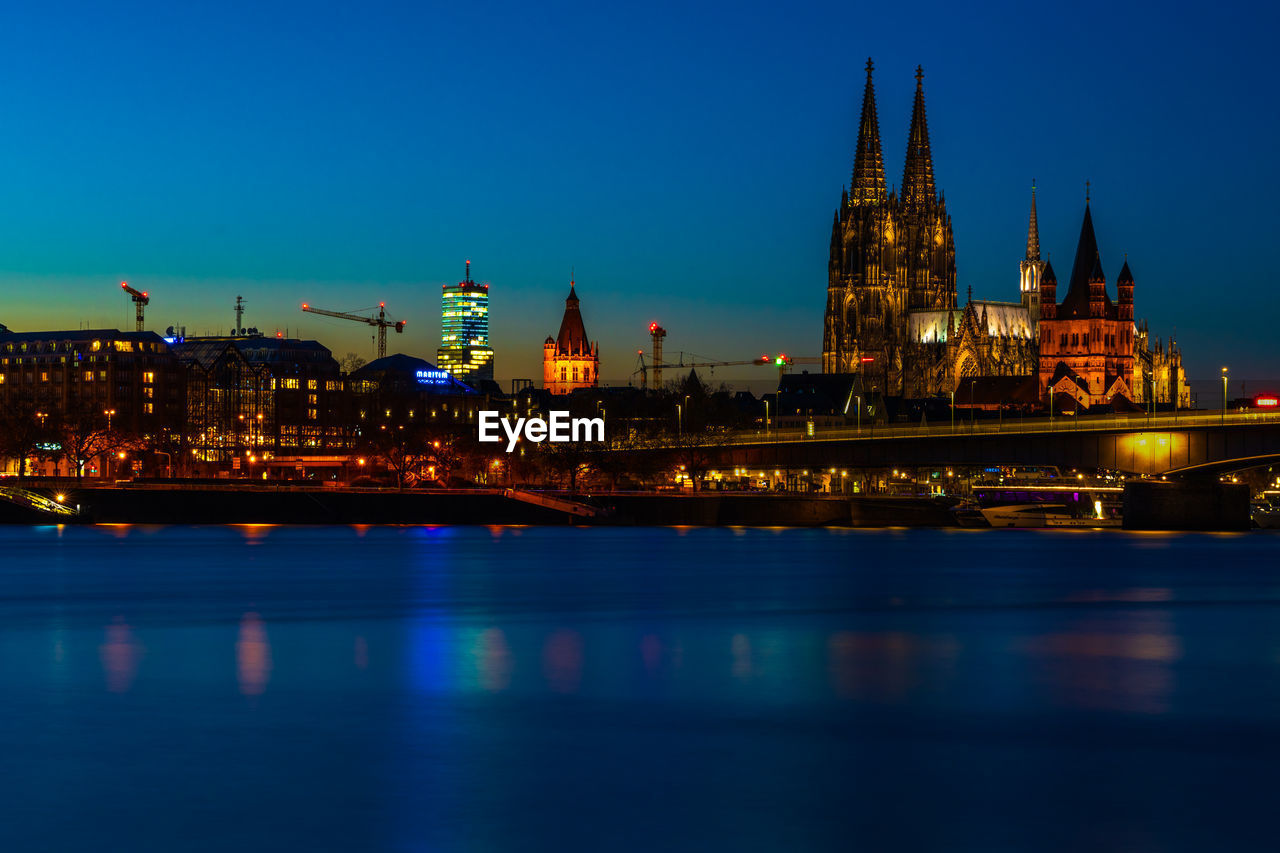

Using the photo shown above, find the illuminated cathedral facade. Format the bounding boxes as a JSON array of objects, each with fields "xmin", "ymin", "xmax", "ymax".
[{"xmin": 823, "ymin": 60, "xmax": 1188, "ymax": 408}]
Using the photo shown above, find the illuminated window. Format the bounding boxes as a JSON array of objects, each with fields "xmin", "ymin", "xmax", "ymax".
[{"xmin": 143, "ymin": 372, "xmax": 154, "ymax": 383}]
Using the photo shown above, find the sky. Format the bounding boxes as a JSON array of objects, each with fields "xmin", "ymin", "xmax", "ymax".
[{"xmin": 0, "ymin": 0, "xmax": 1277, "ymax": 388}]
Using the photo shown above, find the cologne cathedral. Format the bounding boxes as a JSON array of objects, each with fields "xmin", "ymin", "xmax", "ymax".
[
  {"xmin": 823, "ymin": 60, "xmax": 1187, "ymax": 408},
  {"xmin": 823, "ymin": 61, "xmax": 1035, "ymax": 397}
]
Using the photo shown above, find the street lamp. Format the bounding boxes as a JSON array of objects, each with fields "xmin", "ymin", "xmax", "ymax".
[
  {"xmin": 1221, "ymin": 367, "xmax": 1229, "ymax": 425},
  {"xmin": 764, "ymin": 399, "xmax": 770, "ymax": 436},
  {"xmin": 676, "ymin": 403, "xmax": 682, "ymax": 435},
  {"xmin": 104, "ymin": 409, "xmax": 116, "ymax": 431}
]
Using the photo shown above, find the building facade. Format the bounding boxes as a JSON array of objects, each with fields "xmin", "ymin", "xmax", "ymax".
[
  {"xmin": 543, "ymin": 282, "xmax": 599, "ymax": 395},
  {"xmin": 437, "ymin": 260, "xmax": 494, "ymax": 383},
  {"xmin": 173, "ymin": 335, "xmax": 345, "ymax": 465},
  {"xmin": 1037, "ymin": 201, "xmax": 1136, "ymax": 408},
  {"xmin": 823, "ymin": 62, "xmax": 957, "ymax": 394},
  {"xmin": 822, "ymin": 64, "xmax": 1186, "ymax": 410},
  {"xmin": 1133, "ymin": 321, "xmax": 1191, "ymax": 409},
  {"xmin": 0, "ymin": 328, "xmax": 183, "ymax": 435}
]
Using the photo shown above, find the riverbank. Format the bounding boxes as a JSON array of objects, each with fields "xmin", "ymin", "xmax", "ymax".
[{"xmin": 0, "ymin": 483, "xmax": 957, "ymax": 527}]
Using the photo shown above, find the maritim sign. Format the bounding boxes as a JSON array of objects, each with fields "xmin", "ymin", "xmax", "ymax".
[{"xmin": 478, "ymin": 411, "xmax": 604, "ymax": 452}]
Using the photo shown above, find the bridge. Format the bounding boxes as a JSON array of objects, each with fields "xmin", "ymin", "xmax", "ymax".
[
  {"xmin": 637, "ymin": 410, "xmax": 1280, "ymax": 478},
  {"xmin": 0, "ymin": 486, "xmax": 80, "ymax": 519}
]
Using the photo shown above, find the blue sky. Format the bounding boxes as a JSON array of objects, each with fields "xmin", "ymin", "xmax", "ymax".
[{"xmin": 0, "ymin": 0, "xmax": 1276, "ymax": 386}]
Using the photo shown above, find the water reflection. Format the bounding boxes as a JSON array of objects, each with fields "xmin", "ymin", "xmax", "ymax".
[
  {"xmin": 473, "ymin": 628, "xmax": 513, "ymax": 692},
  {"xmin": 99, "ymin": 618, "xmax": 143, "ymax": 693},
  {"xmin": 542, "ymin": 629, "xmax": 583, "ymax": 693},
  {"xmin": 10, "ymin": 526, "xmax": 1280, "ymax": 852},
  {"xmin": 236, "ymin": 612, "xmax": 273, "ymax": 696},
  {"xmin": 1021, "ymin": 615, "xmax": 1180, "ymax": 714}
]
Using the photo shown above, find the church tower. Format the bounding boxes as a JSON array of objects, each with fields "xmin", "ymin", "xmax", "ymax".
[
  {"xmin": 543, "ymin": 279, "xmax": 599, "ymax": 395},
  {"xmin": 1019, "ymin": 182, "xmax": 1045, "ymax": 335},
  {"xmin": 899, "ymin": 66, "xmax": 956, "ymax": 313},
  {"xmin": 823, "ymin": 61, "xmax": 955, "ymax": 394}
]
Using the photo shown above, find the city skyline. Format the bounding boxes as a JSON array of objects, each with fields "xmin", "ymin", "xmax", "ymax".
[{"xmin": 0, "ymin": 0, "xmax": 1275, "ymax": 382}]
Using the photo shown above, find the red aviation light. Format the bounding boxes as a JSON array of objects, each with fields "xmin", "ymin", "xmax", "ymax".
[{"xmin": 120, "ymin": 281, "xmax": 127, "ymax": 289}]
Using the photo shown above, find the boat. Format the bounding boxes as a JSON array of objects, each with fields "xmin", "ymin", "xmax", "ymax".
[
  {"xmin": 980, "ymin": 503, "xmax": 1121, "ymax": 529},
  {"xmin": 1251, "ymin": 502, "xmax": 1280, "ymax": 529}
]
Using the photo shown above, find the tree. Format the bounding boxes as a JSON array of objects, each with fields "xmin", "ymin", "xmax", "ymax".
[
  {"xmin": 58, "ymin": 411, "xmax": 128, "ymax": 483},
  {"xmin": 339, "ymin": 353, "xmax": 367, "ymax": 374},
  {"xmin": 0, "ymin": 395, "xmax": 57, "ymax": 481},
  {"xmin": 542, "ymin": 441, "xmax": 595, "ymax": 492},
  {"xmin": 363, "ymin": 422, "xmax": 431, "ymax": 490},
  {"xmin": 666, "ymin": 425, "xmax": 734, "ymax": 492}
]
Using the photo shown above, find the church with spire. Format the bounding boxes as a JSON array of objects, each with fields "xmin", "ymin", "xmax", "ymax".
[
  {"xmin": 824, "ymin": 60, "xmax": 1033, "ymax": 397},
  {"xmin": 823, "ymin": 61, "xmax": 1187, "ymax": 410},
  {"xmin": 543, "ymin": 279, "xmax": 599, "ymax": 395}
]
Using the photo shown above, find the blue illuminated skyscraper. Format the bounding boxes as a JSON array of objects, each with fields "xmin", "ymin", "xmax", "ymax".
[{"xmin": 437, "ymin": 260, "xmax": 494, "ymax": 383}]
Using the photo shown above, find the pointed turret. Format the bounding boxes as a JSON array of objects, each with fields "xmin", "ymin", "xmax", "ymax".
[
  {"xmin": 1025, "ymin": 183, "xmax": 1040, "ymax": 261},
  {"xmin": 849, "ymin": 58, "xmax": 887, "ymax": 206},
  {"xmin": 555, "ymin": 280, "xmax": 592, "ymax": 356},
  {"xmin": 1060, "ymin": 201, "xmax": 1110, "ymax": 318},
  {"xmin": 1088, "ymin": 251, "xmax": 1106, "ymax": 317},
  {"xmin": 1117, "ymin": 259, "xmax": 1134, "ymax": 321},
  {"xmin": 1040, "ymin": 260, "xmax": 1057, "ymax": 321},
  {"xmin": 901, "ymin": 65, "xmax": 936, "ymax": 211}
]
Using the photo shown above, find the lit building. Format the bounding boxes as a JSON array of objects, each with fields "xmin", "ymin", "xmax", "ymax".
[
  {"xmin": 0, "ymin": 327, "xmax": 183, "ymax": 435},
  {"xmin": 1037, "ymin": 199, "xmax": 1136, "ymax": 409},
  {"xmin": 436, "ymin": 260, "xmax": 494, "ymax": 384},
  {"xmin": 543, "ymin": 280, "xmax": 599, "ymax": 395}
]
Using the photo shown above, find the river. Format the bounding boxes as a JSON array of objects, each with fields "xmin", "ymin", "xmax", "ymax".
[{"xmin": 1, "ymin": 525, "xmax": 1277, "ymax": 851}]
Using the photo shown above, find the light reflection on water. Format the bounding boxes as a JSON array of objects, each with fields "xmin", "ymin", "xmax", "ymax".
[{"xmin": 2, "ymin": 524, "xmax": 1280, "ymax": 851}]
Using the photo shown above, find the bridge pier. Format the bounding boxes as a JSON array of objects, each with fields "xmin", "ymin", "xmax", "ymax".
[{"xmin": 1122, "ymin": 480, "xmax": 1250, "ymax": 531}]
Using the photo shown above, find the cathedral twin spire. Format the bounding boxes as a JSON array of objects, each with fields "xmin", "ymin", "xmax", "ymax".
[
  {"xmin": 849, "ymin": 59, "xmax": 938, "ymax": 210},
  {"xmin": 901, "ymin": 66, "xmax": 936, "ymax": 211},
  {"xmin": 849, "ymin": 59, "xmax": 887, "ymax": 206}
]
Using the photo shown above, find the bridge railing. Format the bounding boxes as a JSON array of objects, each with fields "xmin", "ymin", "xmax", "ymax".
[
  {"xmin": 662, "ymin": 409, "xmax": 1280, "ymax": 449},
  {"xmin": 0, "ymin": 486, "xmax": 79, "ymax": 517}
]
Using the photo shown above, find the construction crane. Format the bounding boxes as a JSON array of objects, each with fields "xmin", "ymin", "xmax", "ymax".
[
  {"xmin": 634, "ymin": 351, "xmax": 771, "ymax": 388},
  {"xmin": 300, "ymin": 301, "xmax": 406, "ymax": 359},
  {"xmin": 647, "ymin": 322, "xmax": 667, "ymax": 389},
  {"xmin": 771, "ymin": 354, "xmax": 822, "ymax": 380},
  {"xmin": 120, "ymin": 281, "xmax": 149, "ymax": 332}
]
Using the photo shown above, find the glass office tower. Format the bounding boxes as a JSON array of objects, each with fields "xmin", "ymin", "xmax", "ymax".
[{"xmin": 436, "ymin": 260, "xmax": 494, "ymax": 383}]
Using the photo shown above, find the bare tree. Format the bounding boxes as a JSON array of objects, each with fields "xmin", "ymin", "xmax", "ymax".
[
  {"xmin": 363, "ymin": 422, "xmax": 431, "ymax": 490},
  {"xmin": 0, "ymin": 395, "xmax": 57, "ymax": 481},
  {"xmin": 339, "ymin": 353, "xmax": 367, "ymax": 374},
  {"xmin": 58, "ymin": 411, "xmax": 128, "ymax": 483},
  {"xmin": 666, "ymin": 425, "xmax": 734, "ymax": 492}
]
